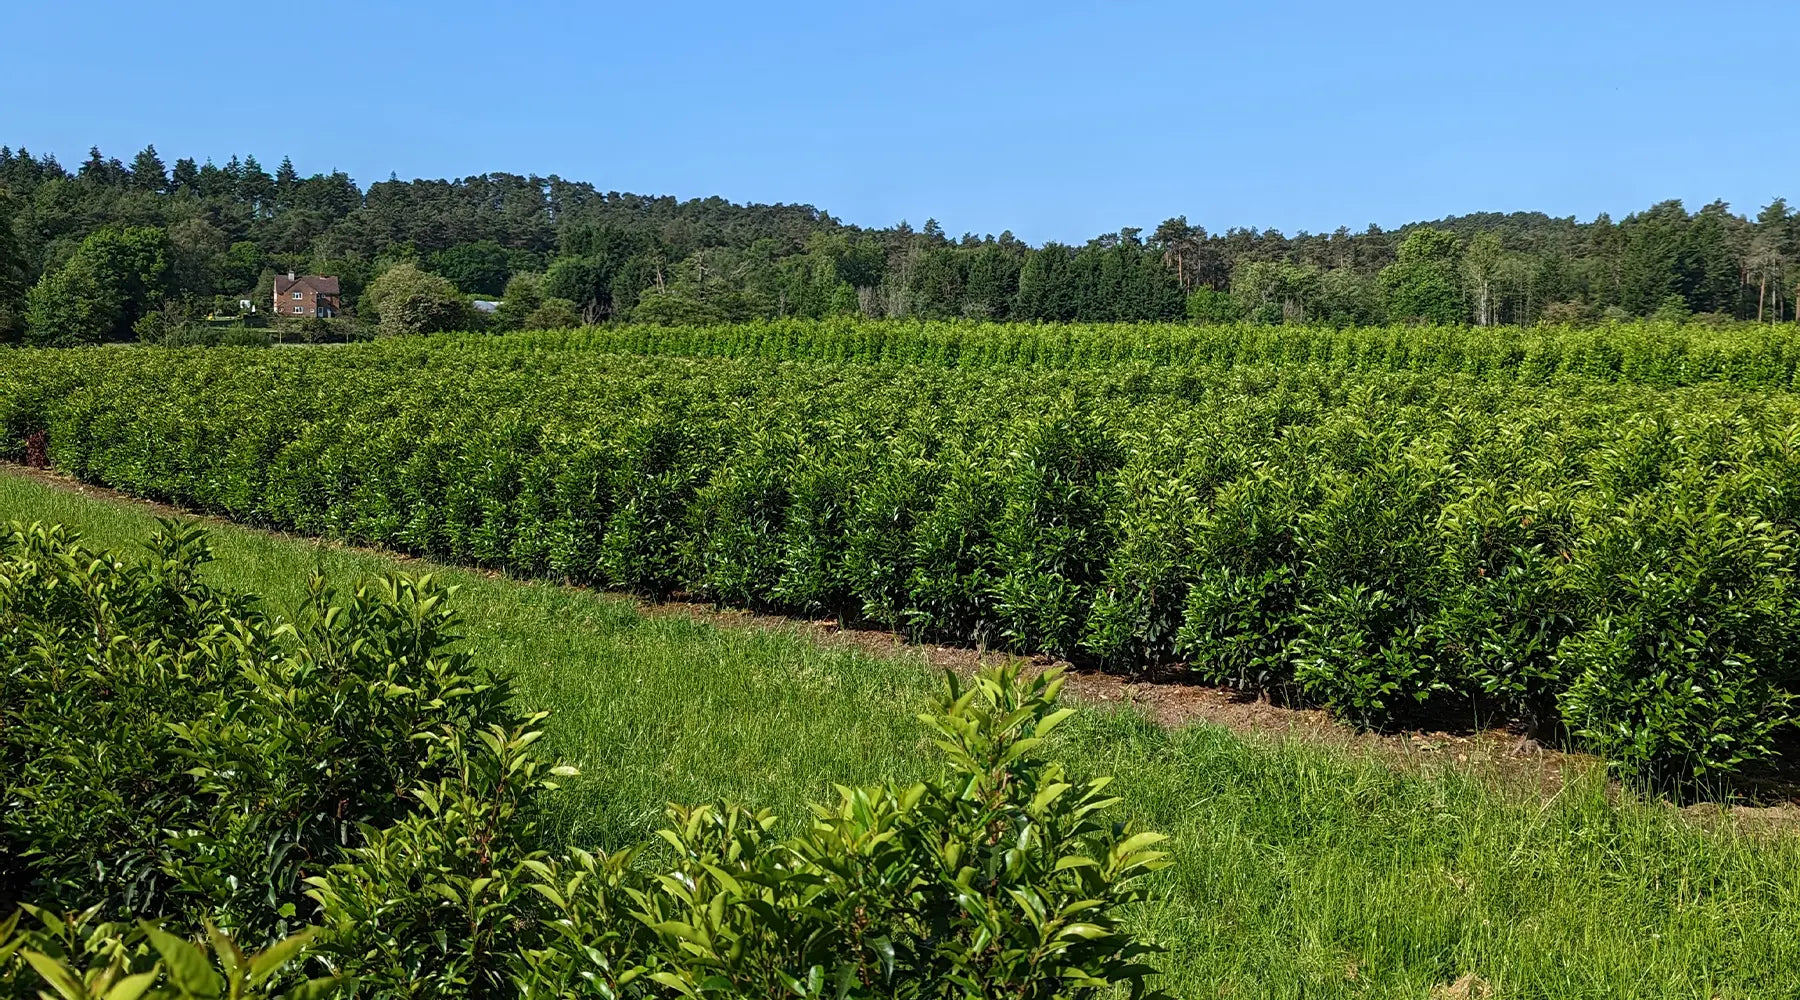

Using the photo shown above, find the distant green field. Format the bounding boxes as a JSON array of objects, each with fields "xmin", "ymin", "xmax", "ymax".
[{"xmin": 7, "ymin": 470, "xmax": 1798, "ymax": 999}]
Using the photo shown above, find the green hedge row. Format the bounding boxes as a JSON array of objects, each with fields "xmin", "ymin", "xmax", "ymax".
[
  {"xmin": 4, "ymin": 341, "xmax": 1799, "ymax": 780},
  {"xmin": 487, "ymin": 318, "xmax": 1800, "ymax": 387}
]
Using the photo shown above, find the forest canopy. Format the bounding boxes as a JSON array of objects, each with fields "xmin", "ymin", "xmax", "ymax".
[{"xmin": 1, "ymin": 141, "xmax": 1796, "ymax": 344}]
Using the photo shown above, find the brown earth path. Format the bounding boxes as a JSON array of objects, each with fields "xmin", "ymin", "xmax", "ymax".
[{"xmin": 6, "ymin": 462, "xmax": 1795, "ymax": 827}]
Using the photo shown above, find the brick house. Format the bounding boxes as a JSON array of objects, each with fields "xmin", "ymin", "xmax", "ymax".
[{"xmin": 273, "ymin": 272, "xmax": 342, "ymax": 318}]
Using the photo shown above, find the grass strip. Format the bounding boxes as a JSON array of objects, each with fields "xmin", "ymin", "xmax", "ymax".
[{"xmin": 5, "ymin": 470, "xmax": 1797, "ymax": 998}]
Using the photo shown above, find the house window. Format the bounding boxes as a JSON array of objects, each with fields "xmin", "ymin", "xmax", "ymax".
[
  {"xmin": 293, "ymin": 305, "xmax": 303, "ymax": 314},
  {"xmin": 292, "ymin": 292, "xmax": 303, "ymax": 300}
]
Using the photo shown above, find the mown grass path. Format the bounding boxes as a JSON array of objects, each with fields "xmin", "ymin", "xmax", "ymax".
[{"xmin": 5, "ymin": 468, "xmax": 1798, "ymax": 999}]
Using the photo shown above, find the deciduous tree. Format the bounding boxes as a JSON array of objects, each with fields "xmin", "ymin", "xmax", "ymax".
[
  {"xmin": 24, "ymin": 225, "xmax": 171, "ymax": 344},
  {"xmin": 1380, "ymin": 227, "xmax": 1465, "ymax": 324},
  {"xmin": 1463, "ymin": 233, "xmax": 1505, "ymax": 326},
  {"xmin": 430, "ymin": 239, "xmax": 513, "ymax": 296},
  {"xmin": 363, "ymin": 262, "xmax": 467, "ymax": 336},
  {"xmin": 522, "ymin": 295, "xmax": 580, "ymax": 329},
  {"xmin": 492, "ymin": 271, "xmax": 544, "ymax": 331}
]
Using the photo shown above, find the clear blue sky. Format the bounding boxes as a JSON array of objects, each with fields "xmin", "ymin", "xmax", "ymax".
[{"xmin": 5, "ymin": 0, "xmax": 1795, "ymax": 244}]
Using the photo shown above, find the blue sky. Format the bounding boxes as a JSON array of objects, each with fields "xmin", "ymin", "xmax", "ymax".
[{"xmin": 4, "ymin": 0, "xmax": 1795, "ymax": 244}]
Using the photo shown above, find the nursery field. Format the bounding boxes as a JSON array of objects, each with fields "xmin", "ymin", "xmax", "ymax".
[
  {"xmin": 4, "ymin": 471, "xmax": 1800, "ymax": 999},
  {"xmin": 488, "ymin": 319, "xmax": 1800, "ymax": 387},
  {"xmin": 6, "ymin": 320, "xmax": 1800, "ymax": 783}
]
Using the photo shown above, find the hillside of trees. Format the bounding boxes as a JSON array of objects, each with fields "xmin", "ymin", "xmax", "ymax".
[{"xmin": 0, "ymin": 142, "xmax": 1796, "ymax": 344}]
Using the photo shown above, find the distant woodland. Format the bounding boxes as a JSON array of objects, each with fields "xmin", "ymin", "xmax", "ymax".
[{"xmin": 1, "ymin": 142, "xmax": 1796, "ymax": 343}]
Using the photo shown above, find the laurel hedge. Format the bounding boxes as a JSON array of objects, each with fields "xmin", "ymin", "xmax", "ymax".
[{"xmin": 4, "ymin": 332, "xmax": 1799, "ymax": 781}]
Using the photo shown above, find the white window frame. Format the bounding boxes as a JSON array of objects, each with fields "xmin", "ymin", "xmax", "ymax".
[
  {"xmin": 292, "ymin": 291, "xmax": 303, "ymax": 299},
  {"xmin": 293, "ymin": 305, "xmax": 304, "ymax": 314}
]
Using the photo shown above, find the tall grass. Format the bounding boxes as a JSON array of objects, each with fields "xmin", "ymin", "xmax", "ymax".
[{"xmin": 4, "ymin": 471, "xmax": 1796, "ymax": 998}]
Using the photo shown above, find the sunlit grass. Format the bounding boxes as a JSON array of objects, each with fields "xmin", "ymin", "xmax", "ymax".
[{"xmin": 5, "ymin": 471, "xmax": 1797, "ymax": 998}]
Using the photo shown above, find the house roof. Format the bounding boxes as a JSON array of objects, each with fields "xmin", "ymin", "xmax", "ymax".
[{"xmin": 275, "ymin": 274, "xmax": 341, "ymax": 296}]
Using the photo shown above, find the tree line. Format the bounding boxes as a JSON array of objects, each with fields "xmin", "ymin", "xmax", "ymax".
[{"xmin": 1, "ymin": 141, "xmax": 1797, "ymax": 343}]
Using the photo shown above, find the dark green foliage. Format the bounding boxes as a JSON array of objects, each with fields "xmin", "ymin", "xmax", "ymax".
[
  {"xmin": 6, "ymin": 322, "xmax": 1800, "ymax": 782},
  {"xmin": 0, "ymin": 907, "xmax": 343, "ymax": 1000},
  {"xmin": 0, "ymin": 193, "xmax": 26, "ymax": 343},
  {"xmin": 144, "ymin": 324, "xmax": 278, "ymax": 349},
  {"xmin": 23, "ymin": 226, "xmax": 172, "ymax": 345},
  {"xmin": 627, "ymin": 288, "xmax": 727, "ymax": 326},
  {"xmin": 490, "ymin": 272, "xmax": 543, "ymax": 332},
  {"xmin": 7, "ymin": 141, "xmax": 1800, "ymax": 335},
  {"xmin": 129, "ymin": 145, "xmax": 168, "ymax": 193},
  {"xmin": 1, "ymin": 523, "xmax": 1170, "ymax": 998},
  {"xmin": 219, "ymin": 243, "xmax": 266, "ymax": 297},
  {"xmin": 1184, "ymin": 287, "xmax": 1238, "ymax": 324},
  {"xmin": 608, "ymin": 255, "xmax": 661, "ymax": 318},
  {"xmin": 1011, "ymin": 237, "xmax": 1183, "ymax": 323},
  {"xmin": 429, "ymin": 240, "xmax": 514, "ymax": 296},
  {"xmin": 298, "ymin": 718, "xmax": 572, "ymax": 998},
  {"xmin": 909, "ymin": 245, "xmax": 967, "ymax": 319},
  {"xmin": 1556, "ymin": 502, "xmax": 1798, "ymax": 781},
  {"xmin": 540, "ymin": 257, "xmax": 605, "ymax": 315},
  {"xmin": 992, "ymin": 411, "xmax": 1123, "ymax": 657},
  {"xmin": 0, "ymin": 521, "xmax": 523, "ymax": 940},
  {"xmin": 1378, "ymin": 228, "xmax": 1463, "ymax": 324},
  {"xmin": 523, "ymin": 297, "xmax": 580, "ymax": 331},
  {"xmin": 1173, "ymin": 470, "xmax": 1309, "ymax": 692},
  {"xmin": 962, "ymin": 243, "xmax": 1022, "ymax": 319}
]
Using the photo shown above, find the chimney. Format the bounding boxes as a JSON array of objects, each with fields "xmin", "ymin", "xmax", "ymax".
[{"xmin": 287, "ymin": 271, "xmax": 296, "ymax": 281}]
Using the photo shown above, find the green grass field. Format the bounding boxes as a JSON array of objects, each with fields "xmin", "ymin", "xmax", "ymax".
[{"xmin": 5, "ymin": 470, "xmax": 1798, "ymax": 999}]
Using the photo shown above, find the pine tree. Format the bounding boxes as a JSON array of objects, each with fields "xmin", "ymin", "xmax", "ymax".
[
  {"xmin": 1616, "ymin": 200, "xmax": 1698, "ymax": 315},
  {"xmin": 79, "ymin": 146, "xmax": 108, "ymax": 182},
  {"xmin": 1688, "ymin": 201, "xmax": 1746, "ymax": 316},
  {"xmin": 0, "ymin": 191, "xmax": 27, "ymax": 341},
  {"xmin": 240, "ymin": 155, "xmax": 275, "ymax": 216},
  {"xmin": 275, "ymin": 156, "xmax": 299, "ymax": 206},
  {"xmin": 171, "ymin": 157, "xmax": 200, "ymax": 194},
  {"xmin": 130, "ymin": 144, "xmax": 168, "ymax": 192}
]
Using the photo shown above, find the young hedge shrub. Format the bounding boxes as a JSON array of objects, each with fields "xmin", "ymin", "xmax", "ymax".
[
  {"xmin": 1556, "ymin": 499, "xmax": 1800, "ymax": 782},
  {"xmin": 17, "ymin": 340, "xmax": 1800, "ymax": 782},
  {"xmin": 989, "ymin": 410, "xmax": 1125, "ymax": 658},
  {"xmin": 631, "ymin": 667, "xmax": 1170, "ymax": 998},
  {"xmin": 0, "ymin": 905, "xmax": 343, "ymax": 1000},
  {"xmin": 298, "ymin": 717, "xmax": 576, "ymax": 999},
  {"xmin": 0, "ymin": 520, "xmax": 523, "ymax": 942},
  {"xmin": 306, "ymin": 666, "xmax": 1172, "ymax": 999}
]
